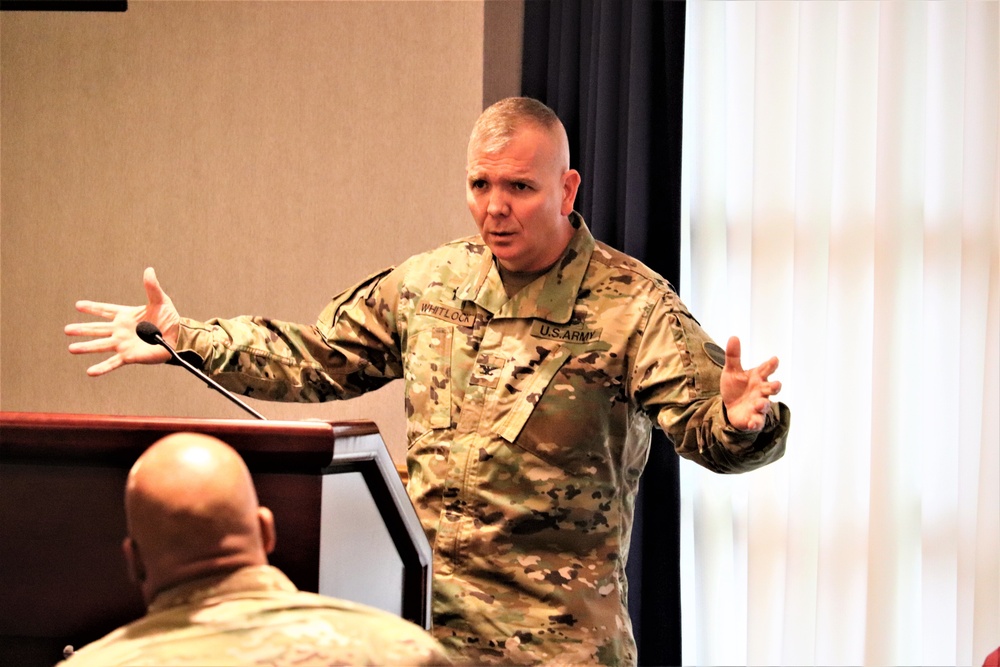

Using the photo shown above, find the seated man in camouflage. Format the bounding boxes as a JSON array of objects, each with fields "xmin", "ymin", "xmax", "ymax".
[{"xmin": 59, "ymin": 432, "xmax": 450, "ymax": 667}]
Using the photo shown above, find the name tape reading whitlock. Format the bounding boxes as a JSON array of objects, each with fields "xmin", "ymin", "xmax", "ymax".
[{"xmin": 419, "ymin": 302, "xmax": 476, "ymax": 327}]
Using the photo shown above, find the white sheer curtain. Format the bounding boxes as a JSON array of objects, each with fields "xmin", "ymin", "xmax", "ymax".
[{"xmin": 679, "ymin": 2, "xmax": 999, "ymax": 666}]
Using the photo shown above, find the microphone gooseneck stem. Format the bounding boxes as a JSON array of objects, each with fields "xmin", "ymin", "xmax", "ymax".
[{"xmin": 162, "ymin": 345, "xmax": 268, "ymax": 420}]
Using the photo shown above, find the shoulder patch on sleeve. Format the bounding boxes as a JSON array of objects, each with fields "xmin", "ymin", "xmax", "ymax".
[
  {"xmin": 316, "ymin": 266, "xmax": 396, "ymax": 337},
  {"xmin": 704, "ymin": 341, "xmax": 726, "ymax": 368}
]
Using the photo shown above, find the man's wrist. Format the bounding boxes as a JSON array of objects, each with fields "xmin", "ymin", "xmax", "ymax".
[{"xmin": 721, "ymin": 401, "xmax": 767, "ymax": 436}]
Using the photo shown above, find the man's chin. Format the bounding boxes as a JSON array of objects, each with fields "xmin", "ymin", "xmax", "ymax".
[{"xmin": 487, "ymin": 240, "xmax": 518, "ymax": 258}]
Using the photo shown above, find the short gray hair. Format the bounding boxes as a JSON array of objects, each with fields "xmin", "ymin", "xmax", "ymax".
[{"xmin": 468, "ymin": 97, "xmax": 569, "ymax": 165}]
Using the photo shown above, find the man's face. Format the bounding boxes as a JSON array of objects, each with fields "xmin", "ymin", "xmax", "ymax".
[{"xmin": 466, "ymin": 124, "xmax": 580, "ymax": 273}]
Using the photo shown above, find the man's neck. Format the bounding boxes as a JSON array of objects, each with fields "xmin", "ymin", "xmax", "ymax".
[{"xmin": 496, "ymin": 261, "xmax": 549, "ymax": 298}]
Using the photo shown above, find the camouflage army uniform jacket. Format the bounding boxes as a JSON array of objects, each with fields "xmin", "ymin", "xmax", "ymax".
[
  {"xmin": 175, "ymin": 214, "xmax": 790, "ymax": 666},
  {"xmin": 58, "ymin": 565, "xmax": 451, "ymax": 666}
]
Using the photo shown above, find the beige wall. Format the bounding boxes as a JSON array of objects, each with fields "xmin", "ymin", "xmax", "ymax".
[{"xmin": 1, "ymin": 0, "xmax": 522, "ymax": 462}]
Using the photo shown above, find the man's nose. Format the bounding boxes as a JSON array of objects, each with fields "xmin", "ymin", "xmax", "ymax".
[{"xmin": 487, "ymin": 189, "xmax": 509, "ymax": 217}]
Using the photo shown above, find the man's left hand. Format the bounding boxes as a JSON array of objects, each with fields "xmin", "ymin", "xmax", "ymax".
[{"xmin": 720, "ymin": 336, "xmax": 782, "ymax": 433}]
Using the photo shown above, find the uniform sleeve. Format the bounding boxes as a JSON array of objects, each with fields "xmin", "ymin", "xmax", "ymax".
[
  {"xmin": 630, "ymin": 293, "xmax": 790, "ymax": 474},
  {"xmin": 174, "ymin": 267, "xmax": 405, "ymax": 403}
]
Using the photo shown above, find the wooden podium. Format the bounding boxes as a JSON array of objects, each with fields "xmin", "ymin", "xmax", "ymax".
[{"xmin": 0, "ymin": 411, "xmax": 432, "ymax": 667}]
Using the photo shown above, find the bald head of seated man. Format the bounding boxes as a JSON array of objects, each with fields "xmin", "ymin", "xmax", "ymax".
[
  {"xmin": 122, "ymin": 431, "xmax": 276, "ymax": 603},
  {"xmin": 60, "ymin": 432, "xmax": 451, "ymax": 667}
]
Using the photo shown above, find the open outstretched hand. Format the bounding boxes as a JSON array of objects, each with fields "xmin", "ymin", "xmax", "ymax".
[
  {"xmin": 720, "ymin": 336, "xmax": 782, "ymax": 433},
  {"xmin": 64, "ymin": 268, "xmax": 180, "ymax": 377}
]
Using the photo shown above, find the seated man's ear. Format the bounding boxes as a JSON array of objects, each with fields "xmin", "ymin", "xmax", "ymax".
[
  {"xmin": 257, "ymin": 507, "xmax": 277, "ymax": 555},
  {"xmin": 122, "ymin": 537, "xmax": 146, "ymax": 584}
]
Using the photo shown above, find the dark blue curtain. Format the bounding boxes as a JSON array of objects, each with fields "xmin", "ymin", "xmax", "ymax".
[{"xmin": 521, "ymin": 2, "xmax": 685, "ymax": 664}]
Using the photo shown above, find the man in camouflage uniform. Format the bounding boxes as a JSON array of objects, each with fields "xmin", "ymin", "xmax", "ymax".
[
  {"xmin": 67, "ymin": 97, "xmax": 789, "ymax": 665},
  {"xmin": 59, "ymin": 432, "xmax": 451, "ymax": 667}
]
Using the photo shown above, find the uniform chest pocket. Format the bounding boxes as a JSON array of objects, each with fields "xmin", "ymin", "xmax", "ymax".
[
  {"xmin": 404, "ymin": 326, "xmax": 453, "ymax": 432},
  {"xmin": 493, "ymin": 344, "xmax": 572, "ymax": 443},
  {"xmin": 496, "ymin": 343, "xmax": 631, "ymax": 477}
]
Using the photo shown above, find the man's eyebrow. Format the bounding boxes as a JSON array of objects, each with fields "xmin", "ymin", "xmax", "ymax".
[
  {"xmin": 502, "ymin": 172, "xmax": 537, "ymax": 182},
  {"xmin": 467, "ymin": 170, "xmax": 538, "ymax": 185}
]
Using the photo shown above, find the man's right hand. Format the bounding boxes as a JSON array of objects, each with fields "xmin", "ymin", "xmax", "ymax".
[{"xmin": 65, "ymin": 267, "xmax": 181, "ymax": 376}]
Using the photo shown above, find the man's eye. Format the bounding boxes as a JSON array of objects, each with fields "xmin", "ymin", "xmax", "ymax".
[
  {"xmin": 471, "ymin": 180, "xmax": 487, "ymax": 189},
  {"xmin": 512, "ymin": 182, "xmax": 529, "ymax": 191}
]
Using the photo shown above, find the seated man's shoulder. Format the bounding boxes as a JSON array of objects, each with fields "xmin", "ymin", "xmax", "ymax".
[
  {"xmin": 61, "ymin": 592, "xmax": 450, "ymax": 667},
  {"xmin": 243, "ymin": 591, "xmax": 451, "ymax": 665}
]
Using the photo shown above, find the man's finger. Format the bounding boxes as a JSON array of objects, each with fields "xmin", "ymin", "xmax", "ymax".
[
  {"xmin": 74, "ymin": 300, "xmax": 122, "ymax": 319},
  {"xmin": 69, "ymin": 338, "xmax": 119, "ymax": 355},
  {"xmin": 65, "ymin": 321, "xmax": 115, "ymax": 337},
  {"xmin": 725, "ymin": 336, "xmax": 744, "ymax": 372},
  {"xmin": 757, "ymin": 356, "xmax": 779, "ymax": 377},
  {"xmin": 86, "ymin": 355, "xmax": 122, "ymax": 377},
  {"xmin": 143, "ymin": 267, "xmax": 165, "ymax": 306}
]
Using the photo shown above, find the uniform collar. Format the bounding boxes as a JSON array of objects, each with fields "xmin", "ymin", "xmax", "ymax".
[
  {"xmin": 456, "ymin": 212, "xmax": 594, "ymax": 324},
  {"xmin": 146, "ymin": 564, "xmax": 294, "ymax": 614}
]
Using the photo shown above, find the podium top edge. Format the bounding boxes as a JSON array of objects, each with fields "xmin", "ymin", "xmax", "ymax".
[
  {"xmin": 0, "ymin": 412, "xmax": 382, "ymax": 470},
  {"xmin": 1, "ymin": 411, "xmax": 378, "ymax": 433}
]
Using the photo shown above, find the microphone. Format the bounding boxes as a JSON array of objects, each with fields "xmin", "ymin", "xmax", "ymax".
[{"xmin": 135, "ymin": 321, "xmax": 267, "ymax": 420}]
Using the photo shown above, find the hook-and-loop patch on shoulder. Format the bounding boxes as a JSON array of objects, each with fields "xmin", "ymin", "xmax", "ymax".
[{"xmin": 703, "ymin": 341, "xmax": 726, "ymax": 368}]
